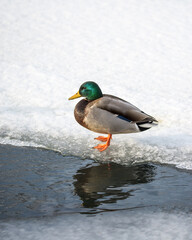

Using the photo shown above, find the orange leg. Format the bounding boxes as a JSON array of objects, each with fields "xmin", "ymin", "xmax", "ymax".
[{"xmin": 93, "ymin": 134, "xmax": 112, "ymax": 152}]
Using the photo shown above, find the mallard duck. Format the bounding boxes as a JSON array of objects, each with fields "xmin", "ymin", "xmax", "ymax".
[{"xmin": 69, "ymin": 81, "xmax": 158, "ymax": 152}]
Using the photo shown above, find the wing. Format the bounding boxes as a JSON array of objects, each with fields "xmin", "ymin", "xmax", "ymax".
[{"xmin": 97, "ymin": 94, "xmax": 157, "ymax": 123}]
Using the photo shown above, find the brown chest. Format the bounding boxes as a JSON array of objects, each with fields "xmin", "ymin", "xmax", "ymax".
[{"xmin": 74, "ymin": 99, "xmax": 89, "ymax": 127}]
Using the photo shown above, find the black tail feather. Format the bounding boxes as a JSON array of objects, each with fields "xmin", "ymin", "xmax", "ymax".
[{"xmin": 136, "ymin": 119, "xmax": 158, "ymax": 132}]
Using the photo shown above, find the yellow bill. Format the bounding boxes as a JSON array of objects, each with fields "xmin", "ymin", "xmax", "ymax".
[{"xmin": 68, "ymin": 91, "xmax": 81, "ymax": 100}]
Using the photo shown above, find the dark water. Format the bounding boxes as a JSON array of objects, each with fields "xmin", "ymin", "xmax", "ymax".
[{"xmin": 0, "ymin": 144, "xmax": 192, "ymax": 220}]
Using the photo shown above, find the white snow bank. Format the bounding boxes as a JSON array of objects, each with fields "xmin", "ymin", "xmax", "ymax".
[{"xmin": 0, "ymin": 0, "xmax": 192, "ymax": 169}]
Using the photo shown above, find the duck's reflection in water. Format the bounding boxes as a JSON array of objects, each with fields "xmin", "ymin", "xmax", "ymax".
[{"xmin": 74, "ymin": 162, "xmax": 155, "ymax": 208}]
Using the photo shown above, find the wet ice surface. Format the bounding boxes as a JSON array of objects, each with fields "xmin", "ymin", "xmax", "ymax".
[{"xmin": 1, "ymin": 144, "xmax": 192, "ymax": 239}]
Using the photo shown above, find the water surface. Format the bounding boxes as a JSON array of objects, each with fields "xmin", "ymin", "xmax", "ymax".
[{"xmin": 1, "ymin": 144, "xmax": 192, "ymax": 220}]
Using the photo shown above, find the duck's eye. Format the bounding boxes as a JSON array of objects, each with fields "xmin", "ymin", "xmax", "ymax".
[{"xmin": 80, "ymin": 86, "xmax": 86, "ymax": 90}]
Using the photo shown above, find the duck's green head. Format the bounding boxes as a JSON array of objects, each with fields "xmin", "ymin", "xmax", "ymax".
[{"xmin": 68, "ymin": 81, "xmax": 103, "ymax": 101}]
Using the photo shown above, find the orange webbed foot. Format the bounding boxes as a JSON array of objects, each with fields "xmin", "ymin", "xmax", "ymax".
[
  {"xmin": 93, "ymin": 143, "xmax": 109, "ymax": 152},
  {"xmin": 94, "ymin": 136, "xmax": 108, "ymax": 142},
  {"xmin": 93, "ymin": 134, "xmax": 112, "ymax": 152}
]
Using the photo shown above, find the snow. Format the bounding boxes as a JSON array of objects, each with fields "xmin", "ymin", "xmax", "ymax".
[{"xmin": 1, "ymin": 0, "xmax": 192, "ymax": 169}]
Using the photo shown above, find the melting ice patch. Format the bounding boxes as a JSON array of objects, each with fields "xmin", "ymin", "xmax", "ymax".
[
  {"xmin": 1, "ymin": 211, "xmax": 192, "ymax": 240},
  {"xmin": 0, "ymin": 0, "xmax": 192, "ymax": 169}
]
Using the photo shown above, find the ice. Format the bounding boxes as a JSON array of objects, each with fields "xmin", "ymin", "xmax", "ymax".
[
  {"xmin": 1, "ymin": 211, "xmax": 192, "ymax": 240},
  {"xmin": 1, "ymin": 0, "xmax": 192, "ymax": 169}
]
